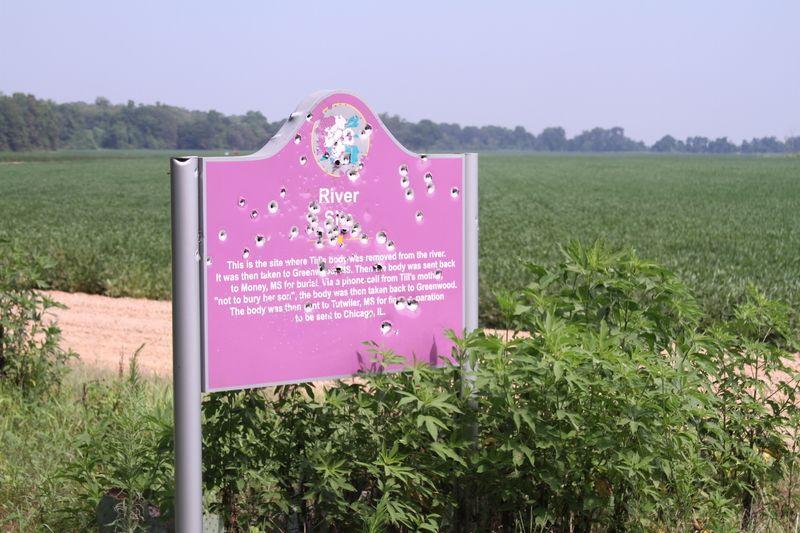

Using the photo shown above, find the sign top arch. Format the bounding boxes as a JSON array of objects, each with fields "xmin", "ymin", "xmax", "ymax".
[{"xmin": 229, "ymin": 90, "xmax": 426, "ymax": 164}]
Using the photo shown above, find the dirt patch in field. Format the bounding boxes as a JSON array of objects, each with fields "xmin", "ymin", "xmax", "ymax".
[
  {"xmin": 43, "ymin": 291, "xmax": 800, "ymax": 379},
  {"xmin": 46, "ymin": 291, "xmax": 173, "ymax": 376}
]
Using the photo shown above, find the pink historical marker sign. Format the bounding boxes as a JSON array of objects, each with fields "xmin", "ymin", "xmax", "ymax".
[{"xmin": 197, "ymin": 91, "xmax": 477, "ymax": 391}]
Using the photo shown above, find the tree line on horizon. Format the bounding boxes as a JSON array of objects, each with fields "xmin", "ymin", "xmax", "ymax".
[{"xmin": 1, "ymin": 92, "xmax": 798, "ymax": 154}]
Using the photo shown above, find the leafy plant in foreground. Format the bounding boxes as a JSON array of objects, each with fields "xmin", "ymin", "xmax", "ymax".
[
  {"xmin": 52, "ymin": 352, "xmax": 174, "ymax": 531},
  {"xmin": 472, "ymin": 241, "xmax": 800, "ymax": 530},
  {"xmin": 0, "ymin": 238, "xmax": 73, "ymax": 395},
  {"xmin": 201, "ymin": 349, "xmax": 470, "ymax": 532},
  {"xmin": 45, "ymin": 240, "xmax": 800, "ymax": 531},
  {"xmin": 702, "ymin": 286, "xmax": 800, "ymax": 528}
]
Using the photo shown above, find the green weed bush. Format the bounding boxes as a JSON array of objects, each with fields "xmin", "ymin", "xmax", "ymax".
[
  {"xmin": 191, "ymin": 241, "xmax": 799, "ymax": 531},
  {"xmin": 0, "ymin": 359, "xmax": 173, "ymax": 531},
  {"xmin": 202, "ymin": 355, "xmax": 468, "ymax": 531},
  {"xmin": 0, "ymin": 238, "xmax": 73, "ymax": 394},
  {"xmin": 468, "ymin": 242, "xmax": 799, "ymax": 530},
  {"xmin": 51, "ymin": 354, "xmax": 174, "ymax": 531},
  {"xmin": 4, "ymin": 241, "xmax": 797, "ymax": 531}
]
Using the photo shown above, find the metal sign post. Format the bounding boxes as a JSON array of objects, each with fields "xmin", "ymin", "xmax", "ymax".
[
  {"xmin": 465, "ymin": 153, "xmax": 479, "ymax": 336},
  {"xmin": 169, "ymin": 91, "xmax": 478, "ymax": 530},
  {"xmin": 170, "ymin": 156, "xmax": 203, "ymax": 532}
]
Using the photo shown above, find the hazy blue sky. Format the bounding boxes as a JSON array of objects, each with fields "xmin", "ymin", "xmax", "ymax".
[{"xmin": 1, "ymin": 0, "xmax": 797, "ymax": 143}]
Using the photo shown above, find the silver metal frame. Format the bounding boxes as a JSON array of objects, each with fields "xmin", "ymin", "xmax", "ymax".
[
  {"xmin": 170, "ymin": 156, "xmax": 203, "ymax": 532},
  {"xmin": 464, "ymin": 152, "xmax": 479, "ymax": 334}
]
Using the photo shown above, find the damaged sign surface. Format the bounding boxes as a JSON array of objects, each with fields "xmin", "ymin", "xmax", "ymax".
[{"xmin": 191, "ymin": 91, "xmax": 476, "ymax": 391}]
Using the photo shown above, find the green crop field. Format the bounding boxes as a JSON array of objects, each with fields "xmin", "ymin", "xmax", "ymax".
[{"xmin": 0, "ymin": 151, "xmax": 798, "ymax": 326}]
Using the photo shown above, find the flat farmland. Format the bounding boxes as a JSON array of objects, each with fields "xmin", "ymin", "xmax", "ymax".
[{"xmin": 0, "ymin": 151, "xmax": 797, "ymax": 326}]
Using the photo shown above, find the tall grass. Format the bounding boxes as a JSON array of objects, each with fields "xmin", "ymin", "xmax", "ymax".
[{"xmin": 0, "ymin": 362, "xmax": 173, "ymax": 531}]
